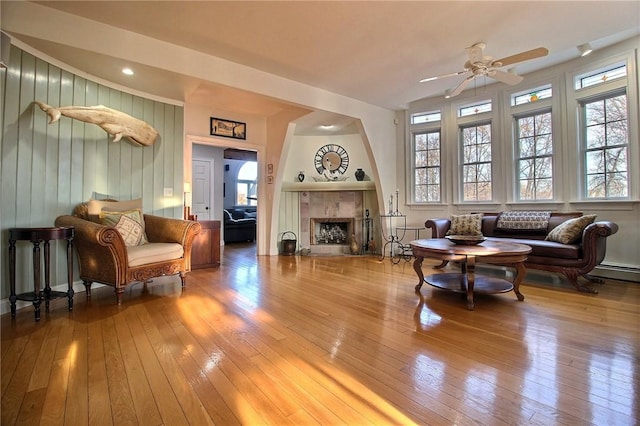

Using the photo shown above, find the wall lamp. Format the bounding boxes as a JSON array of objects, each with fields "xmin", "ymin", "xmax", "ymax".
[
  {"xmin": 444, "ymin": 89, "xmax": 452, "ymax": 99},
  {"xmin": 578, "ymin": 43, "xmax": 593, "ymax": 57}
]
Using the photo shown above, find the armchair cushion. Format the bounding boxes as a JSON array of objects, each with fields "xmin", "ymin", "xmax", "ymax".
[
  {"xmin": 127, "ymin": 243, "xmax": 184, "ymax": 267},
  {"xmin": 99, "ymin": 209, "xmax": 148, "ymax": 246}
]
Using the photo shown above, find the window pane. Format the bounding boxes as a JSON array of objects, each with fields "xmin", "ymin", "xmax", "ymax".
[
  {"xmin": 586, "ymin": 123, "xmax": 605, "ymax": 149},
  {"xmin": 575, "ymin": 63, "xmax": 627, "ymax": 89},
  {"xmin": 238, "ymin": 161, "xmax": 257, "ymax": 180},
  {"xmin": 605, "ymin": 147, "xmax": 627, "ymax": 172},
  {"xmin": 607, "ymin": 120, "xmax": 628, "ymax": 146},
  {"xmin": 415, "ymin": 151, "xmax": 427, "ymax": 167},
  {"xmin": 520, "ymin": 137, "xmax": 535, "ymax": 157},
  {"xmin": 535, "ymin": 134, "xmax": 553, "ymax": 155},
  {"xmin": 583, "ymin": 92, "xmax": 629, "ymax": 199},
  {"xmin": 535, "ymin": 157, "xmax": 553, "ymax": 178}
]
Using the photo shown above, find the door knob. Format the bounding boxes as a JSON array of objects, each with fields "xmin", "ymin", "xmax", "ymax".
[{"xmin": 205, "ymin": 206, "xmax": 209, "ymax": 210}]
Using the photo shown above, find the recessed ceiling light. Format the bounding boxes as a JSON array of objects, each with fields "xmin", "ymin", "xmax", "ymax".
[{"xmin": 122, "ymin": 67, "xmax": 134, "ymax": 75}]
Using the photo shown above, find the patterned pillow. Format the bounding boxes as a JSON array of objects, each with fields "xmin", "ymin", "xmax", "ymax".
[
  {"xmin": 446, "ymin": 213, "xmax": 484, "ymax": 236},
  {"xmin": 100, "ymin": 209, "xmax": 148, "ymax": 246},
  {"xmin": 545, "ymin": 215, "xmax": 596, "ymax": 244}
]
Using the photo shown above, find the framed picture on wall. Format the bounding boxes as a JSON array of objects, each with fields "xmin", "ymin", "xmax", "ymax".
[{"xmin": 210, "ymin": 117, "xmax": 246, "ymax": 140}]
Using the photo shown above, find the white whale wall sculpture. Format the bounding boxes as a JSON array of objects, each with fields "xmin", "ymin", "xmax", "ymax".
[{"xmin": 34, "ymin": 101, "xmax": 159, "ymax": 146}]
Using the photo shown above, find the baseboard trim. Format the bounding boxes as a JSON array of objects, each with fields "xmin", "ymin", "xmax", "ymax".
[{"xmin": 592, "ymin": 264, "xmax": 640, "ymax": 283}]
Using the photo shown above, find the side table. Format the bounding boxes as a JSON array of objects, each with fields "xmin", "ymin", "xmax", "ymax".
[
  {"xmin": 191, "ymin": 220, "xmax": 221, "ymax": 269},
  {"xmin": 8, "ymin": 227, "xmax": 75, "ymax": 321}
]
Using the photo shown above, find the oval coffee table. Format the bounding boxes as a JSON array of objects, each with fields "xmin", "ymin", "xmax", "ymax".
[{"xmin": 410, "ymin": 239, "xmax": 531, "ymax": 310}]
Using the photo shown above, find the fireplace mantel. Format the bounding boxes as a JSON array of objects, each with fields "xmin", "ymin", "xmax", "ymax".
[{"xmin": 281, "ymin": 181, "xmax": 376, "ymax": 192}]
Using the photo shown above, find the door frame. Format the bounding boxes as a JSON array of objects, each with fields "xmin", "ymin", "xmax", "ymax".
[{"xmin": 185, "ymin": 134, "xmax": 266, "ymax": 254}]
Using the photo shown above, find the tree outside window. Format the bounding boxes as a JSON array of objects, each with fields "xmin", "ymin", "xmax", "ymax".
[
  {"xmin": 583, "ymin": 93, "xmax": 628, "ymax": 198},
  {"xmin": 516, "ymin": 111, "xmax": 553, "ymax": 200},
  {"xmin": 461, "ymin": 123, "xmax": 492, "ymax": 201},
  {"xmin": 414, "ymin": 130, "xmax": 441, "ymax": 202}
]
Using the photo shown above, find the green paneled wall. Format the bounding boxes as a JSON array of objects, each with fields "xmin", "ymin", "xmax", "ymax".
[{"xmin": 0, "ymin": 46, "xmax": 184, "ymax": 300}]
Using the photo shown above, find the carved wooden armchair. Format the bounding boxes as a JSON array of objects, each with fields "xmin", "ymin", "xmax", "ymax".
[{"xmin": 55, "ymin": 199, "xmax": 201, "ymax": 304}]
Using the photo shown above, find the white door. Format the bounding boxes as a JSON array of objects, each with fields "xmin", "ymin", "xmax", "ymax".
[{"xmin": 192, "ymin": 159, "xmax": 213, "ymax": 220}]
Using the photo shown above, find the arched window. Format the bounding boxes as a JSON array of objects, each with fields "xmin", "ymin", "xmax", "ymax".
[{"xmin": 236, "ymin": 161, "xmax": 257, "ymax": 205}]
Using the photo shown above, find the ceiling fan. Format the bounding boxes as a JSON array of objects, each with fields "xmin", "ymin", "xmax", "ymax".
[{"xmin": 420, "ymin": 42, "xmax": 549, "ymax": 97}]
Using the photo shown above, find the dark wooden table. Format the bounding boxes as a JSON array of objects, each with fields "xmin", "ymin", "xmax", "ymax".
[
  {"xmin": 8, "ymin": 227, "xmax": 75, "ymax": 321},
  {"xmin": 410, "ymin": 239, "xmax": 531, "ymax": 310}
]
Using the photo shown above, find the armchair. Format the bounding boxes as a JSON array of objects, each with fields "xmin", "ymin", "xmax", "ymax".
[{"xmin": 54, "ymin": 200, "xmax": 201, "ymax": 304}]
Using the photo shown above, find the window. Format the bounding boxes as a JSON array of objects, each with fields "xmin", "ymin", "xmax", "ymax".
[
  {"xmin": 460, "ymin": 123, "xmax": 492, "ymax": 201},
  {"xmin": 575, "ymin": 63, "xmax": 627, "ymax": 90},
  {"xmin": 411, "ymin": 111, "xmax": 441, "ymax": 124},
  {"xmin": 459, "ymin": 100, "xmax": 492, "ymax": 117},
  {"xmin": 515, "ymin": 111, "xmax": 553, "ymax": 200},
  {"xmin": 236, "ymin": 161, "xmax": 258, "ymax": 205},
  {"xmin": 413, "ymin": 130, "xmax": 441, "ymax": 202},
  {"xmin": 582, "ymin": 92, "xmax": 628, "ymax": 198},
  {"xmin": 512, "ymin": 85, "xmax": 553, "ymax": 106}
]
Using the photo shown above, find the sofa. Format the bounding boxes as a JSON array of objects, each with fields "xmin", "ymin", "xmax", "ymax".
[
  {"xmin": 223, "ymin": 208, "xmax": 256, "ymax": 243},
  {"xmin": 425, "ymin": 212, "xmax": 618, "ymax": 293},
  {"xmin": 55, "ymin": 199, "xmax": 201, "ymax": 304}
]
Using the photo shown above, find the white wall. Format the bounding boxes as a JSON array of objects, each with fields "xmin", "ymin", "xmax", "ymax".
[
  {"xmin": 283, "ymin": 134, "xmax": 374, "ymax": 183},
  {"xmin": 400, "ymin": 37, "xmax": 640, "ymax": 279}
]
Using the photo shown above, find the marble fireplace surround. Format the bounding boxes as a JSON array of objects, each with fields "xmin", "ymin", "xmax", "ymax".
[{"xmin": 300, "ymin": 191, "xmax": 363, "ymax": 255}]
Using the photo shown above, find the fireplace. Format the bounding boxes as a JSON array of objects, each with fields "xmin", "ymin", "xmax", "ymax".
[{"xmin": 311, "ymin": 218, "xmax": 355, "ymax": 245}]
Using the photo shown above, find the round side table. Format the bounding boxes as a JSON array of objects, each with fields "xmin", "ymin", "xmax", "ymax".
[{"xmin": 8, "ymin": 227, "xmax": 75, "ymax": 321}]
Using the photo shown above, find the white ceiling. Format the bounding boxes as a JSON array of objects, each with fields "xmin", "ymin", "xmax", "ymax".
[{"xmin": 3, "ymin": 1, "xmax": 639, "ymax": 133}]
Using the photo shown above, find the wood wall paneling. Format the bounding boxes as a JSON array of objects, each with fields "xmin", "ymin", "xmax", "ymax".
[{"xmin": 0, "ymin": 46, "xmax": 185, "ymax": 300}]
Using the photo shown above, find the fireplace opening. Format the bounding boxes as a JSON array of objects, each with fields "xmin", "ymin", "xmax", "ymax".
[{"xmin": 311, "ymin": 218, "xmax": 354, "ymax": 245}]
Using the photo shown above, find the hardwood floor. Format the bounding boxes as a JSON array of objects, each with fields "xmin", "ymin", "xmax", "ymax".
[{"xmin": 2, "ymin": 243, "xmax": 638, "ymax": 425}]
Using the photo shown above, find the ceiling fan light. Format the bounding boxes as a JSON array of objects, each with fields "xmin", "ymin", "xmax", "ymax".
[{"xmin": 578, "ymin": 43, "xmax": 593, "ymax": 57}]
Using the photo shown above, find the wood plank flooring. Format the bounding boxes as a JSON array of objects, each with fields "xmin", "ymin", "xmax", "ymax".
[{"xmin": 2, "ymin": 243, "xmax": 639, "ymax": 425}]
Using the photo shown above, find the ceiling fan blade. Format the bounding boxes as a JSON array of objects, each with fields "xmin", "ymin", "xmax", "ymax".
[
  {"xmin": 450, "ymin": 75, "xmax": 474, "ymax": 97},
  {"xmin": 419, "ymin": 70, "xmax": 466, "ymax": 83},
  {"xmin": 490, "ymin": 69, "xmax": 524, "ymax": 85},
  {"xmin": 493, "ymin": 47, "xmax": 549, "ymax": 67}
]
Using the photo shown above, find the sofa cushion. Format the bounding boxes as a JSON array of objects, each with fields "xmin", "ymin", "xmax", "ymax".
[
  {"xmin": 446, "ymin": 213, "xmax": 483, "ymax": 236},
  {"xmin": 127, "ymin": 243, "xmax": 184, "ymax": 267},
  {"xmin": 485, "ymin": 237, "xmax": 580, "ymax": 259},
  {"xmin": 545, "ymin": 214, "xmax": 597, "ymax": 244},
  {"xmin": 100, "ymin": 209, "xmax": 148, "ymax": 246},
  {"xmin": 495, "ymin": 211, "xmax": 551, "ymax": 234}
]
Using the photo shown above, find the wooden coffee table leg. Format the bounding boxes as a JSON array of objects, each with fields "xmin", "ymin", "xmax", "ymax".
[
  {"xmin": 466, "ymin": 256, "xmax": 475, "ymax": 310},
  {"xmin": 413, "ymin": 255, "xmax": 425, "ymax": 291},
  {"xmin": 513, "ymin": 262, "xmax": 526, "ymax": 301}
]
